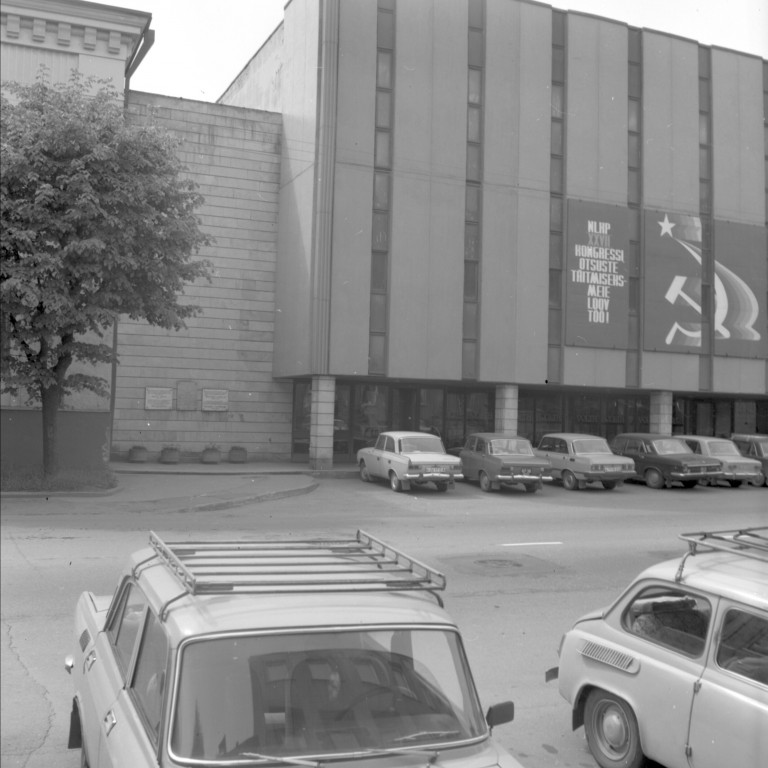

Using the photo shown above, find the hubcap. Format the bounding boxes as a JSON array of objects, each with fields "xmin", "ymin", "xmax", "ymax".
[{"xmin": 601, "ymin": 705, "xmax": 628, "ymax": 753}]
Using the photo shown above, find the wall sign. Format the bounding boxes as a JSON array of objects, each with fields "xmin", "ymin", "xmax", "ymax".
[
  {"xmin": 565, "ymin": 200, "xmax": 630, "ymax": 348},
  {"xmin": 145, "ymin": 387, "xmax": 173, "ymax": 410},
  {"xmin": 202, "ymin": 389, "xmax": 229, "ymax": 411}
]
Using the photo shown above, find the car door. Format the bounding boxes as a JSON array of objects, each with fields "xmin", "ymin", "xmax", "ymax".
[
  {"xmin": 86, "ymin": 581, "xmax": 166, "ymax": 767},
  {"xmin": 547, "ymin": 438, "xmax": 567, "ymax": 478},
  {"xmin": 687, "ymin": 604, "xmax": 768, "ymax": 768},
  {"xmin": 368, "ymin": 434, "xmax": 388, "ymax": 479}
]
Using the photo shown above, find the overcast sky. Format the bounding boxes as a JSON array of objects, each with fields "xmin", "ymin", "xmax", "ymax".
[{"xmin": 119, "ymin": 0, "xmax": 767, "ymax": 102}]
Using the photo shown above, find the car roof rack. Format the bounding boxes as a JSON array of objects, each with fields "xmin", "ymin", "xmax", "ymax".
[
  {"xmin": 675, "ymin": 527, "xmax": 768, "ymax": 582},
  {"xmin": 145, "ymin": 529, "xmax": 446, "ymax": 619}
]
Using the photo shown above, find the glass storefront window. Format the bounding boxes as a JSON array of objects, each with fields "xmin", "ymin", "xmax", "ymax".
[{"xmin": 292, "ymin": 381, "xmax": 312, "ymax": 455}]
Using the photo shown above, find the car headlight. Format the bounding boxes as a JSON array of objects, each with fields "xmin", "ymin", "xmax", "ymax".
[{"xmin": 590, "ymin": 464, "xmax": 605, "ymax": 471}]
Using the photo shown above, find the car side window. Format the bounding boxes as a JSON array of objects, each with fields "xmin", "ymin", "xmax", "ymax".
[
  {"xmin": 374, "ymin": 435, "xmax": 387, "ymax": 450},
  {"xmin": 476, "ymin": 438, "xmax": 485, "ymax": 453},
  {"xmin": 686, "ymin": 440, "xmax": 701, "ymax": 454},
  {"xmin": 539, "ymin": 438, "xmax": 552, "ymax": 451},
  {"xmin": 131, "ymin": 609, "xmax": 170, "ymax": 742},
  {"xmin": 108, "ymin": 583, "xmax": 149, "ymax": 676},
  {"xmin": 385, "ymin": 436, "xmax": 395, "ymax": 452},
  {"xmin": 624, "ymin": 586, "xmax": 711, "ymax": 656},
  {"xmin": 465, "ymin": 436, "xmax": 476, "ymax": 451},
  {"xmin": 625, "ymin": 439, "xmax": 641, "ymax": 453},
  {"xmin": 716, "ymin": 608, "xmax": 768, "ymax": 686},
  {"xmin": 555, "ymin": 439, "xmax": 567, "ymax": 454}
]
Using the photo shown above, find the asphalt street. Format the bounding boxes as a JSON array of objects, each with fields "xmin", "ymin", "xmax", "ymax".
[{"xmin": 1, "ymin": 467, "xmax": 766, "ymax": 768}]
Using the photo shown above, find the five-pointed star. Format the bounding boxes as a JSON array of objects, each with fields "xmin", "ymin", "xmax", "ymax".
[{"xmin": 658, "ymin": 214, "xmax": 675, "ymax": 237}]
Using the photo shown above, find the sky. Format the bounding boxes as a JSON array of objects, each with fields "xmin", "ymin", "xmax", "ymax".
[{"xmin": 119, "ymin": 0, "xmax": 767, "ymax": 102}]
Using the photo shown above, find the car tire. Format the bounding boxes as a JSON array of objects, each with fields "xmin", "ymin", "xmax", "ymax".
[
  {"xmin": 602, "ymin": 481, "xmax": 617, "ymax": 490},
  {"xmin": 435, "ymin": 482, "xmax": 449, "ymax": 492},
  {"xmin": 479, "ymin": 472, "xmax": 492, "ymax": 492},
  {"xmin": 727, "ymin": 480, "xmax": 743, "ymax": 488},
  {"xmin": 681, "ymin": 479, "xmax": 698, "ymax": 489},
  {"xmin": 644, "ymin": 467, "xmax": 665, "ymax": 489},
  {"xmin": 562, "ymin": 470, "xmax": 578, "ymax": 491},
  {"xmin": 584, "ymin": 689, "xmax": 644, "ymax": 768},
  {"xmin": 389, "ymin": 472, "xmax": 402, "ymax": 493},
  {"xmin": 359, "ymin": 461, "xmax": 371, "ymax": 482},
  {"xmin": 524, "ymin": 483, "xmax": 539, "ymax": 494}
]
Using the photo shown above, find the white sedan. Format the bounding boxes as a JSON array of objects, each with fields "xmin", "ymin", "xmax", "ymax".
[{"xmin": 357, "ymin": 430, "xmax": 463, "ymax": 492}]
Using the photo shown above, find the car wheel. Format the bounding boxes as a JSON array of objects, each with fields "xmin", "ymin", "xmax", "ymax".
[
  {"xmin": 562, "ymin": 470, "xmax": 578, "ymax": 491},
  {"xmin": 435, "ymin": 482, "xmax": 449, "ymax": 492},
  {"xmin": 602, "ymin": 480, "xmax": 617, "ymax": 490},
  {"xmin": 524, "ymin": 483, "xmax": 538, "ymax": 494},
  {"xmin": 389, "ymin": 472, "xmax": 402, "ymax": 492},
  {"xmin": 584, "ymin": 689, "xmax": 644, "ymax": 768},
  {"xmin": 728, "ymin": 479, "xmax": 743, "ymax": 488},
  {"xmin": 681, "ymin": 479, "xmax": 698, "ymax": 489},
  {"xmin": 644, "ymin": 467, "xmax": 665, "ymax": 489},
  {"xmin": 359, "ymin": 461, "xmax": 371, "ymax": 483},
  {"xmin": 479, "ymin": 472, "xmax": 492, "ymax": 492}
]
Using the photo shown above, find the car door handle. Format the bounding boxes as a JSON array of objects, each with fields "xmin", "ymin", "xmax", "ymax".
[
  {"xmin": 85, "ymin": 650, "xmax": 96, "ymax": 671},
  {"xmin": 103, "ymin": 709, "xmax": 117, "ymax": 736}
]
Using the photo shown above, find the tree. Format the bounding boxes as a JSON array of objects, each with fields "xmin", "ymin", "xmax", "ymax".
[{"xmin": 1, "ymin": 73, "xmax": 212, "ymax": 476}]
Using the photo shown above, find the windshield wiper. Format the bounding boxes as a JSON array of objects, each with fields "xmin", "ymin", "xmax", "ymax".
[
  {"xmin": 240, "ymin": 753, "xmax": 321, "ymax": 767},
  {"xmin": 394, "ymin": 731, "xmax": 461, "ymax": 744}
]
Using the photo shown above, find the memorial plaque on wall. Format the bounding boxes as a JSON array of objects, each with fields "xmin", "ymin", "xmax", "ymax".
[
  {"xmin": 177, "ymin": 381, "xmax": 197, "ymax": 411},
  {"xmin": 565, "ymin": 200, "xmax": 630, "ymax": 348},
  {"xmin": 145, "ymin": 387, "xmax": 173, "ymax": 410},
  {"xmin": 202, "ymin": 389, "xmax": 229, "ymax": 411}
]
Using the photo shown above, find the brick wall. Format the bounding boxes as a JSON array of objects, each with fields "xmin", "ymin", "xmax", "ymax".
[{"xmin": 112, "ymin": 93, "xmax": 290, "ymax": 462}]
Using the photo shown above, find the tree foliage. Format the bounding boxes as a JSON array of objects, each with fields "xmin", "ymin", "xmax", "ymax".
[{"xmin": 1, "ymin": 73, "xmax": 212, "ymax": 473}]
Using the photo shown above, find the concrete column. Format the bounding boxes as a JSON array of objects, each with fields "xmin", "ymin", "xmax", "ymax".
[
  {"xmin": 649, "ymin": 391, "xmax": 673, "ymax": 434},
  {"xmin": 309, "ymin": 375, "xmax": 335, "ymax": 469},
  {"xmin": 494, "ymin": 384, "xmax": 519, "ymax": 434}
]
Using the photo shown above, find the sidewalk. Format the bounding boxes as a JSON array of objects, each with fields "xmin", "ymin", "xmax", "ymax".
[{"xmin": 1, "ymin": 460, "xmax": 358, "ymax": 515}]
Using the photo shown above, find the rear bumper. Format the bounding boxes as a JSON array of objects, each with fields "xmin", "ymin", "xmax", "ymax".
[{"xmin": 404, "ymin": 472, "xmax": 463, "ymax": 481}]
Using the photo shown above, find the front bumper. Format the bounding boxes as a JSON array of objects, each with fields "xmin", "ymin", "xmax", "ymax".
[
  {"xmin": 498, "ymin": 473, "xmax": 553, "ymax": 483},
  {"xmin": 669, "ymin": 469, "xmax": 722, "ymax": 480},
  {"xmin": 578, "ymin": 470, "xmax": 635, "ymax": 482}
]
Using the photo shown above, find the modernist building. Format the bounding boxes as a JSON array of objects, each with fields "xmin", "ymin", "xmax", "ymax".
[{"xmin": 2, "ymin": 0, "xmax": 767, "ymax": 470}]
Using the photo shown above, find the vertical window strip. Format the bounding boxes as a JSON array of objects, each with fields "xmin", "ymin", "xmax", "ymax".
[
  {"xmin": 698, "ymin": 45, "xmax": 713, "ymax": 384},
  {"xmin": 548, "ymin": 11, "xmax": 566, "ymax": 378},
  {"xmin": 627, "ymin": 28, "xmax": 641, "ymax": 330},
  {"xmin": 463, "ymin": 0, "xmax": 485, "ymax": 380},
  {"xmin": 369, "ymin": 2, "xmax": 395, "ymax": 375}
]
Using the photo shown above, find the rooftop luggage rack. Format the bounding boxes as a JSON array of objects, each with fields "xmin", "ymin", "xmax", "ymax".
[
  {"xmin": 145, "ymin": 530, "xmax": 446, "ymax": 619},
  {"xmin": 675, "ymin": 527, "xmax": 768, "ymax": 582}
]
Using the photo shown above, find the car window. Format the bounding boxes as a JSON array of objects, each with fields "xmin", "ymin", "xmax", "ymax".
[
  {"xmin": 465, "ymin": 436, "xmax": 476, "ymax": 451},
  {"xmin": 556, "ymin": 439, "xmax": 568, "ymax": 454},
  {"xmin": 131, "ymin": 609, "xmax": 169, "ymax": 742},
  {"xmin": 652, "ymin": 438, "xmax": 692, "ymax": 455},
  {"xmin": 374, "ymin": 435, "xmax": 387, "ymax": 450},
  {"xmin": 716, "ymin": 609, "xmax": 768, "ymax": 686},
  {"xmin": 709, "ymin": 440, "xmax": 739, "ymax": 457},
  {"xmin": 539, "ymin": 438, "xmax": 553, "ymax": 451},
  {"xmin": 384, "ymin": 436, "xmax": 395, "ymax": 452},
  {"xmin": 624, "ymin": 586, "xmax": 711, "ymax": 656},
  {"xmin": 108, "ymin": 583, "xmax": 148, "ymax": 676},
  {"xmin": 476, "ymin": 438, "xmax": 486, "ymax": 453},
  {"xmin": 624, "ymin": 439, "xmax": 642, "ymax": 452},
  {"xmin": 573, "ymin": 438, "xmax": 611, "ymax": 454},
  {"xmin": 685, "ymin": 440, "xmax": 701, "ymax": 454}
]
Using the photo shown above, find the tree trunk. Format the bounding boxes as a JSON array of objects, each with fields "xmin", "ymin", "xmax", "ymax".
[{"xmin": 41, "ymin": 384, "xmax": 60, "ymax": 477}]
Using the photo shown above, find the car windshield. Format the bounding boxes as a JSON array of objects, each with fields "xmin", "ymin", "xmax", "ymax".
[
  {"xmin": 707, "ymin": 441, "xmax": 740, "ymax": 457},
  {"xmin": 753, "ymin": 440, "xmax": 768, "ymax": 458},
  {"xmin": 651, "ymin": 438, "xmax": 691, "ymax": 455},
  {"xmin": 400, "ymin": 436, "xmax": 445, "ymax": 454},
  {"xmin": 572, "ymin": 438, "xmax": 611, "ymax": 454},
  {"xmin": 489, "ymin": 439, "xmax": 533, "ymax": 455},
  {"xmin": 170, "ymin": 628, "xmax": 487, "ymax": 764}
]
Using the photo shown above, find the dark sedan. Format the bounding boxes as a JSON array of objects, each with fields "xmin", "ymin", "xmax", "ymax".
[
  {"xmin": 460, "ymin": 433, "xmax": 552, "ymax": 493},
  {"xmin": 611, "ymin": 432, "xmax": 722, "ymax": 489}
]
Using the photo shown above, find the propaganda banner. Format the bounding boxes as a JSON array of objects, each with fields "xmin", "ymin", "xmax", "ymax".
[
  {"xmin": 565, "ymin": 200, "xmax": 629, "ymax": 348},
  {"xmin": 644, "ymin": 210, "xmax": 767, "ymax": 358}
]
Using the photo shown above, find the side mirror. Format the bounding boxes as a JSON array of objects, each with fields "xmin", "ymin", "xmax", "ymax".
[{"xmin": 486, "ymin": 701, "xmax": 515, "ymax": 728}]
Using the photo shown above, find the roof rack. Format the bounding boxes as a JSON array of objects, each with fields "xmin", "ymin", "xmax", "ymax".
[
  {"xmin": 675, "ymin": 527, "xmax": 768, "ymax": 582},
  {"xmin": 145, "ymin": 530, "xmax": 446, "ymax": 619}
]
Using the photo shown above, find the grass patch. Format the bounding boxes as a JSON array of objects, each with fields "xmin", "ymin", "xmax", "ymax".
[{"xmin": 1, "ymin": 467, "xmax": 118, "ymax": 492}]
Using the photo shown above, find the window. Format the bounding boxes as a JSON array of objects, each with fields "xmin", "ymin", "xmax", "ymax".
[
  {"xmin": 131, "ymin": 609, "xmax": 169, "ymax": 742},
  {"xmin": 716, "ymin": 609, "xmax": 768, "ymax": 685},
  {"xmin": 625, "ymin": 586, "xmax": 711, "ymax": 656},
  {"xmin": 109, "ymin": 583, "xmax": 148, "ymax": 677}
]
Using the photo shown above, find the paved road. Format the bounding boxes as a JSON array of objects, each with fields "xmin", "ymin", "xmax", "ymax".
[{"xmin": 1, "ymin": 475, "xmax": 765, "ymax": 768}]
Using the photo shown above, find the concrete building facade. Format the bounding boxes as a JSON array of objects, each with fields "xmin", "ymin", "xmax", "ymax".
[{"xmin": 1, "ymin": 0, "xmax": 766, "ymax": 470}]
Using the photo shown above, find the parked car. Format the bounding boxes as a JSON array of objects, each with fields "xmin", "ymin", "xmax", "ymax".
[
  {"xmin": 677, "ymin": 434, "xmax": 765, "ymax": 488},
  {"xmin": 460, "ymin": 433, "xmax": 552, "ymax": 493},
  {"xmin": 610, "ymin": 432, "xmax": 722, "ymax": 489},
  {"xmin": 547, "ymin": 527, "xmax": 768, "ymax": 768},
  {"xmin": 534, "ymin": 432, "xmax": 635, "ymax": 490},
  {"xmin": 357, "ymin": 430, "xmax": 463, "ymax": 492},
  {"xmin": 731, "ymin": 433, "xmax": 768, "ymax": 487},
  {"xmin": 66, "ymin": 530, "xmax": 520, "ymax": 768}
]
